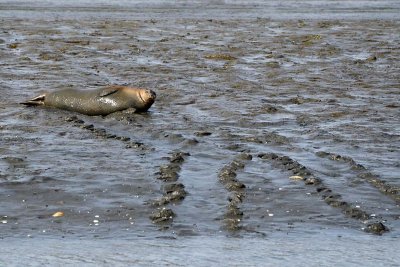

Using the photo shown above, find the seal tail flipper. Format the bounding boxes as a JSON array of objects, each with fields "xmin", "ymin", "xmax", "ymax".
[{"xmin": 20, "ymin": 94, "xmax": 46, "ymax": 106}]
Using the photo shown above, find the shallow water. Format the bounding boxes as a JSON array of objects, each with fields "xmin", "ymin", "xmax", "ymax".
[{"xmin": 0, "ymin": 0, "xmax": 400, "ymax": 265}]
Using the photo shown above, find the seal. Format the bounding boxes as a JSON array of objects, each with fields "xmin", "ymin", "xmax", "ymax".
[{"xmin": 21, "ymin": 85, "xmax": 156, "ymax": 116}]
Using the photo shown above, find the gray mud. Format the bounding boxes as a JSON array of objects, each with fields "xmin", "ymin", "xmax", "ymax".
[{"xmin": 0, "ymin": 0, "xmax": 400, "ymax": 265}]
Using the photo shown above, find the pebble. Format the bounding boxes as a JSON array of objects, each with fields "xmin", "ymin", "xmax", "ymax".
[
  {"xmin": 52, "ymin": 211, "xmax": 64, "ymax": 218},
  {"xmin": 289, "ymin": 175, "xmax": 304, "ymax": 180}
]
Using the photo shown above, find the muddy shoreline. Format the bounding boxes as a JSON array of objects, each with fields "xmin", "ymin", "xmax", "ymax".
[{"xmin": 1, "ymin": 1, "xmax": 399, "ymax": 265}]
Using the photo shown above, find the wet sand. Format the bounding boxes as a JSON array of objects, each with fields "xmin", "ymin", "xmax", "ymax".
[{"xmin": 1, "ymin": 0, "xmax": 400, "ymax": 265}]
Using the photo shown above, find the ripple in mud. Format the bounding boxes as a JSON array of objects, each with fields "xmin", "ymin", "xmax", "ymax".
[{"xmin": 242, "ymin": 132, "xmax": 290, "ymax": 146}]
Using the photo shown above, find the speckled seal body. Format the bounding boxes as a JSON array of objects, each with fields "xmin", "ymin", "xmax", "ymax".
[{"xmin": 22, "ymin": 85, "xmax": 156, "ymax": 116}]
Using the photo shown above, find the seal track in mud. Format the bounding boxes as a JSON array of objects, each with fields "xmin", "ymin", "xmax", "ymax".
[
  {"xmin": 218, "ymin": 153, "xmax": 252, "ymax": 232},
  {"xmin": 316, "ymin": 151, "xmax": 400, "ymax": 203},
  {"xmin": 150, "ymin": 152, "xmax": 190, "ymax": 226},
  {"xmin": 65, "ymin": 115, "xmax": 148, "ymax": 150},
  {"xmin": 257, "ymin": 152, "xmax": 389, "ymax": 235}
]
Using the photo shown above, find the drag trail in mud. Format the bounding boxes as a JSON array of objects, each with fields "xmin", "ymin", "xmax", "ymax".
[{"xmin": 0, "ymin": 3, "xmax": 399, "ymax": 263}]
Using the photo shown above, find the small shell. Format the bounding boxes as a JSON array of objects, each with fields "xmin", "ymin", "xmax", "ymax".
[
  {"xmin": 52, "ymin": 211, "xmax": 64, "ymax": 218},
  {"xmin": 289, "ymin": 175, "xmax": 304, "ymax": 180}
]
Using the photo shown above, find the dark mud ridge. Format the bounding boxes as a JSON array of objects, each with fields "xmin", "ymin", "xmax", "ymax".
[
  {"xmin": 316, "ymin": 151, "xmax": 400, "ymax": 203},
  {"xmin": 257, "ymin": 152, "xmax": 390, "ymax": 235},
  {"xmin": 66, "ymin": 115, "xmax": 148, "ymax": 150},
  {"xmin": 150, "ymin": 152, "xmax": 190, "ymax": 226},
  {"xmin": 218, "ymin": 153, "xmax": 252, "ymax": 232}
]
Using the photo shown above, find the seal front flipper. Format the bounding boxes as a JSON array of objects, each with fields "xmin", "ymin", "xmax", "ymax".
[
  {"xmin": 98, "ymin": 86, "xmax": 123, "ymax": 97},
  {"xmin": 20, "ymin": 94, "xmax": 46, "ymax": 106}
]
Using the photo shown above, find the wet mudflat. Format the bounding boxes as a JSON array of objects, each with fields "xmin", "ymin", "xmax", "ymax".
[{"xmin": 0, "ymin": 0, "xmax": 400, "ymax": 265}]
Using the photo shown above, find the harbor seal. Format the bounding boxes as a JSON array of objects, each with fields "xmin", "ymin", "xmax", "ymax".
[{"xmin": 21, "ymin": 85, "xmax": 156, "ymax": 116}]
